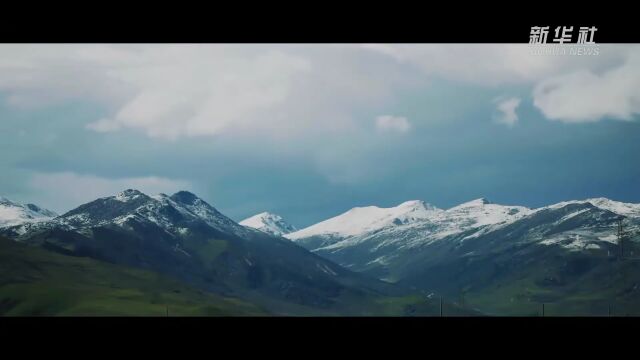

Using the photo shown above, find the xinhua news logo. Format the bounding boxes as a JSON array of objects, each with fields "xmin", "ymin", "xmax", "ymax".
[{"xmin": 529, "ymin": 26, "xmax": 599, "ymax": 56}]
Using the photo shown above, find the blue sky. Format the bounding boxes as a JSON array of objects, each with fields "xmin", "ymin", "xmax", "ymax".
[{"xmin": 1, "ymin": 44, "xmax": 639, "ymax": 227}]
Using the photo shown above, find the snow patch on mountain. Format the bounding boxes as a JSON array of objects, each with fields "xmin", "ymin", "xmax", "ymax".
[
  {"xmin": 287, "ymin": 200, "xmax": 439, "ymax": 240},
  {"xmin": 289, "ymin": 197, "xmax": 533, "ymax": 251},
  {"xmin": 290, "ymin": 196, "xmax": 640, "ymax": 256},
  {"xmin": 115, "ymin": 189, "xmax": 144, "ymax": 202},
  {"xmin": 539, "ymin": 228, "xmax": 619, "ymax": 252},
  {"xmin": 541, "ymin": 197, "xmax": 640, "ymax": 218},
  {"xmin": 0, "ymin": 196, "xmax": 57, "ymax": 227},
  {"xmin": 444, "ymin": 198, "xmax": 532, "ymax": 228},
  {"xmin": 240, "ymin": 212, "xmax": 296, "ymax": 236}
]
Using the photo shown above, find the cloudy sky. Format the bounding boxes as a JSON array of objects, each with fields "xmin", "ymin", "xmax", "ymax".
[{"xmin": 1, "ymin": 44, "xmax": 639, "ymax": 226}]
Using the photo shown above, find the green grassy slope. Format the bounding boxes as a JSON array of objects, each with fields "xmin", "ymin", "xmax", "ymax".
[
  {"xmin": 0, "ymin": 237, "xmax": 266, "ymax": 316},
  {"xmin": 461, "ymin": 246, "xmax": 640, "ymax": 316},
  {"xmin": 0, "ymin": 236, "xmax": 475, "ymax": 316}
]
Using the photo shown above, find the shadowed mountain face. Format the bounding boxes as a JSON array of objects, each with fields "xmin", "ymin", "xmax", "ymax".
[{"xmin": 0, "ymin": 190, "xmax": 467, "ymax": 316}]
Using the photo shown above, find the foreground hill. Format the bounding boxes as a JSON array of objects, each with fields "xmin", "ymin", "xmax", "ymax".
[{"xmin": 0, "ymin": 236, "xmax": 265, "ymax": 316}]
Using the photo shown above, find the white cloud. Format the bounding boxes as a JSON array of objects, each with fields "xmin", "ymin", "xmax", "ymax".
[
  {"xmin": 375, "ymin": 115, "xmax": 411, "ymax": 133},
  {"xmin": 532, "ymin": 51, "xmax": 640, "ymax": 122},
  {"xmin": 1, "ymin": 41, "xmax": 640, "ymax": 187},
  {"xmin": 2, "ymin": 44, "xmax": 639, "ymax": 142},
  {"xmin": 0, "ymin": 44, "xmax": 405, "ymax": 141},
  {"xmin": 89, "ymin": 48, "xmax": 312, "ymax": 139},
  {"xmin": 363, "ymin": 44, "xmax": 640, "ymax": 124},
  {"xmin": 28, "ymin": 172, "xmax": 191, "ymax": 212},
  {"xmin": 494, "ymin": 97, "xmax": 521, "ymax": 127}
]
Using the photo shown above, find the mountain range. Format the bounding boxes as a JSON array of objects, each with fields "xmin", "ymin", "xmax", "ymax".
[
  {"xmin": 3, "ymin": 191, "xmax": 640, "ymax": 316},
  {"xmin": 0, "ymin": 191, "xmax": 462, "ymax": 316},
  {"xmin": 242, "ymin": 197, "xmax": 640, "ymax": 315}
]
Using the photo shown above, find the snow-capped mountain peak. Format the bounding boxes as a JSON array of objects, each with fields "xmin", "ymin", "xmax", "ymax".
[
  {"xmin": 446, "ymin": 198, "xmax": 532, "ymax": 227},
  {"xmin": 583, "ymin": 198, "xmax": 640, "ymax": 218},
  {"xmin": 286, "ymin": 200, "xmax": 441, "ymax": 240},
  {"xmin": 396, "ymin": 200, "xmax": 439, "ymax": 212},
  {"xmin": 240, "ymin": 212, "xmax": 297, "ymax": 236},
  {"xmin": 451, "ymin": 197, "xmax": 492, "ymax": 208},
  {"xmin": 287, "ymin": 197, "xmax": 536, "ymax": 252},
  {"xmin": 0, "ymin": 196, "xmax": 57, "ymax": 227},
  {"xmin": 169, "ymin": 190, "xmax": 201, "ymax": 206},
  {"xmin": 165, "ymin": 191, "xmax": 246, "ymax": 232},
  {"xmin": 538, "ymin": 197, "xmax": 640, "ymax": 218},
  {"xmin": 114, "ymin": 189, "xmax": 146, "ymax": 202},
  {"xmin": 25, "ymin": 189, "xmax": 252, "ymax": 238}
]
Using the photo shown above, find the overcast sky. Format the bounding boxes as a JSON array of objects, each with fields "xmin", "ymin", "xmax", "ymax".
[{"xmin": 1, "ymin": 44, "xmax": 639, "ymax": 226}]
